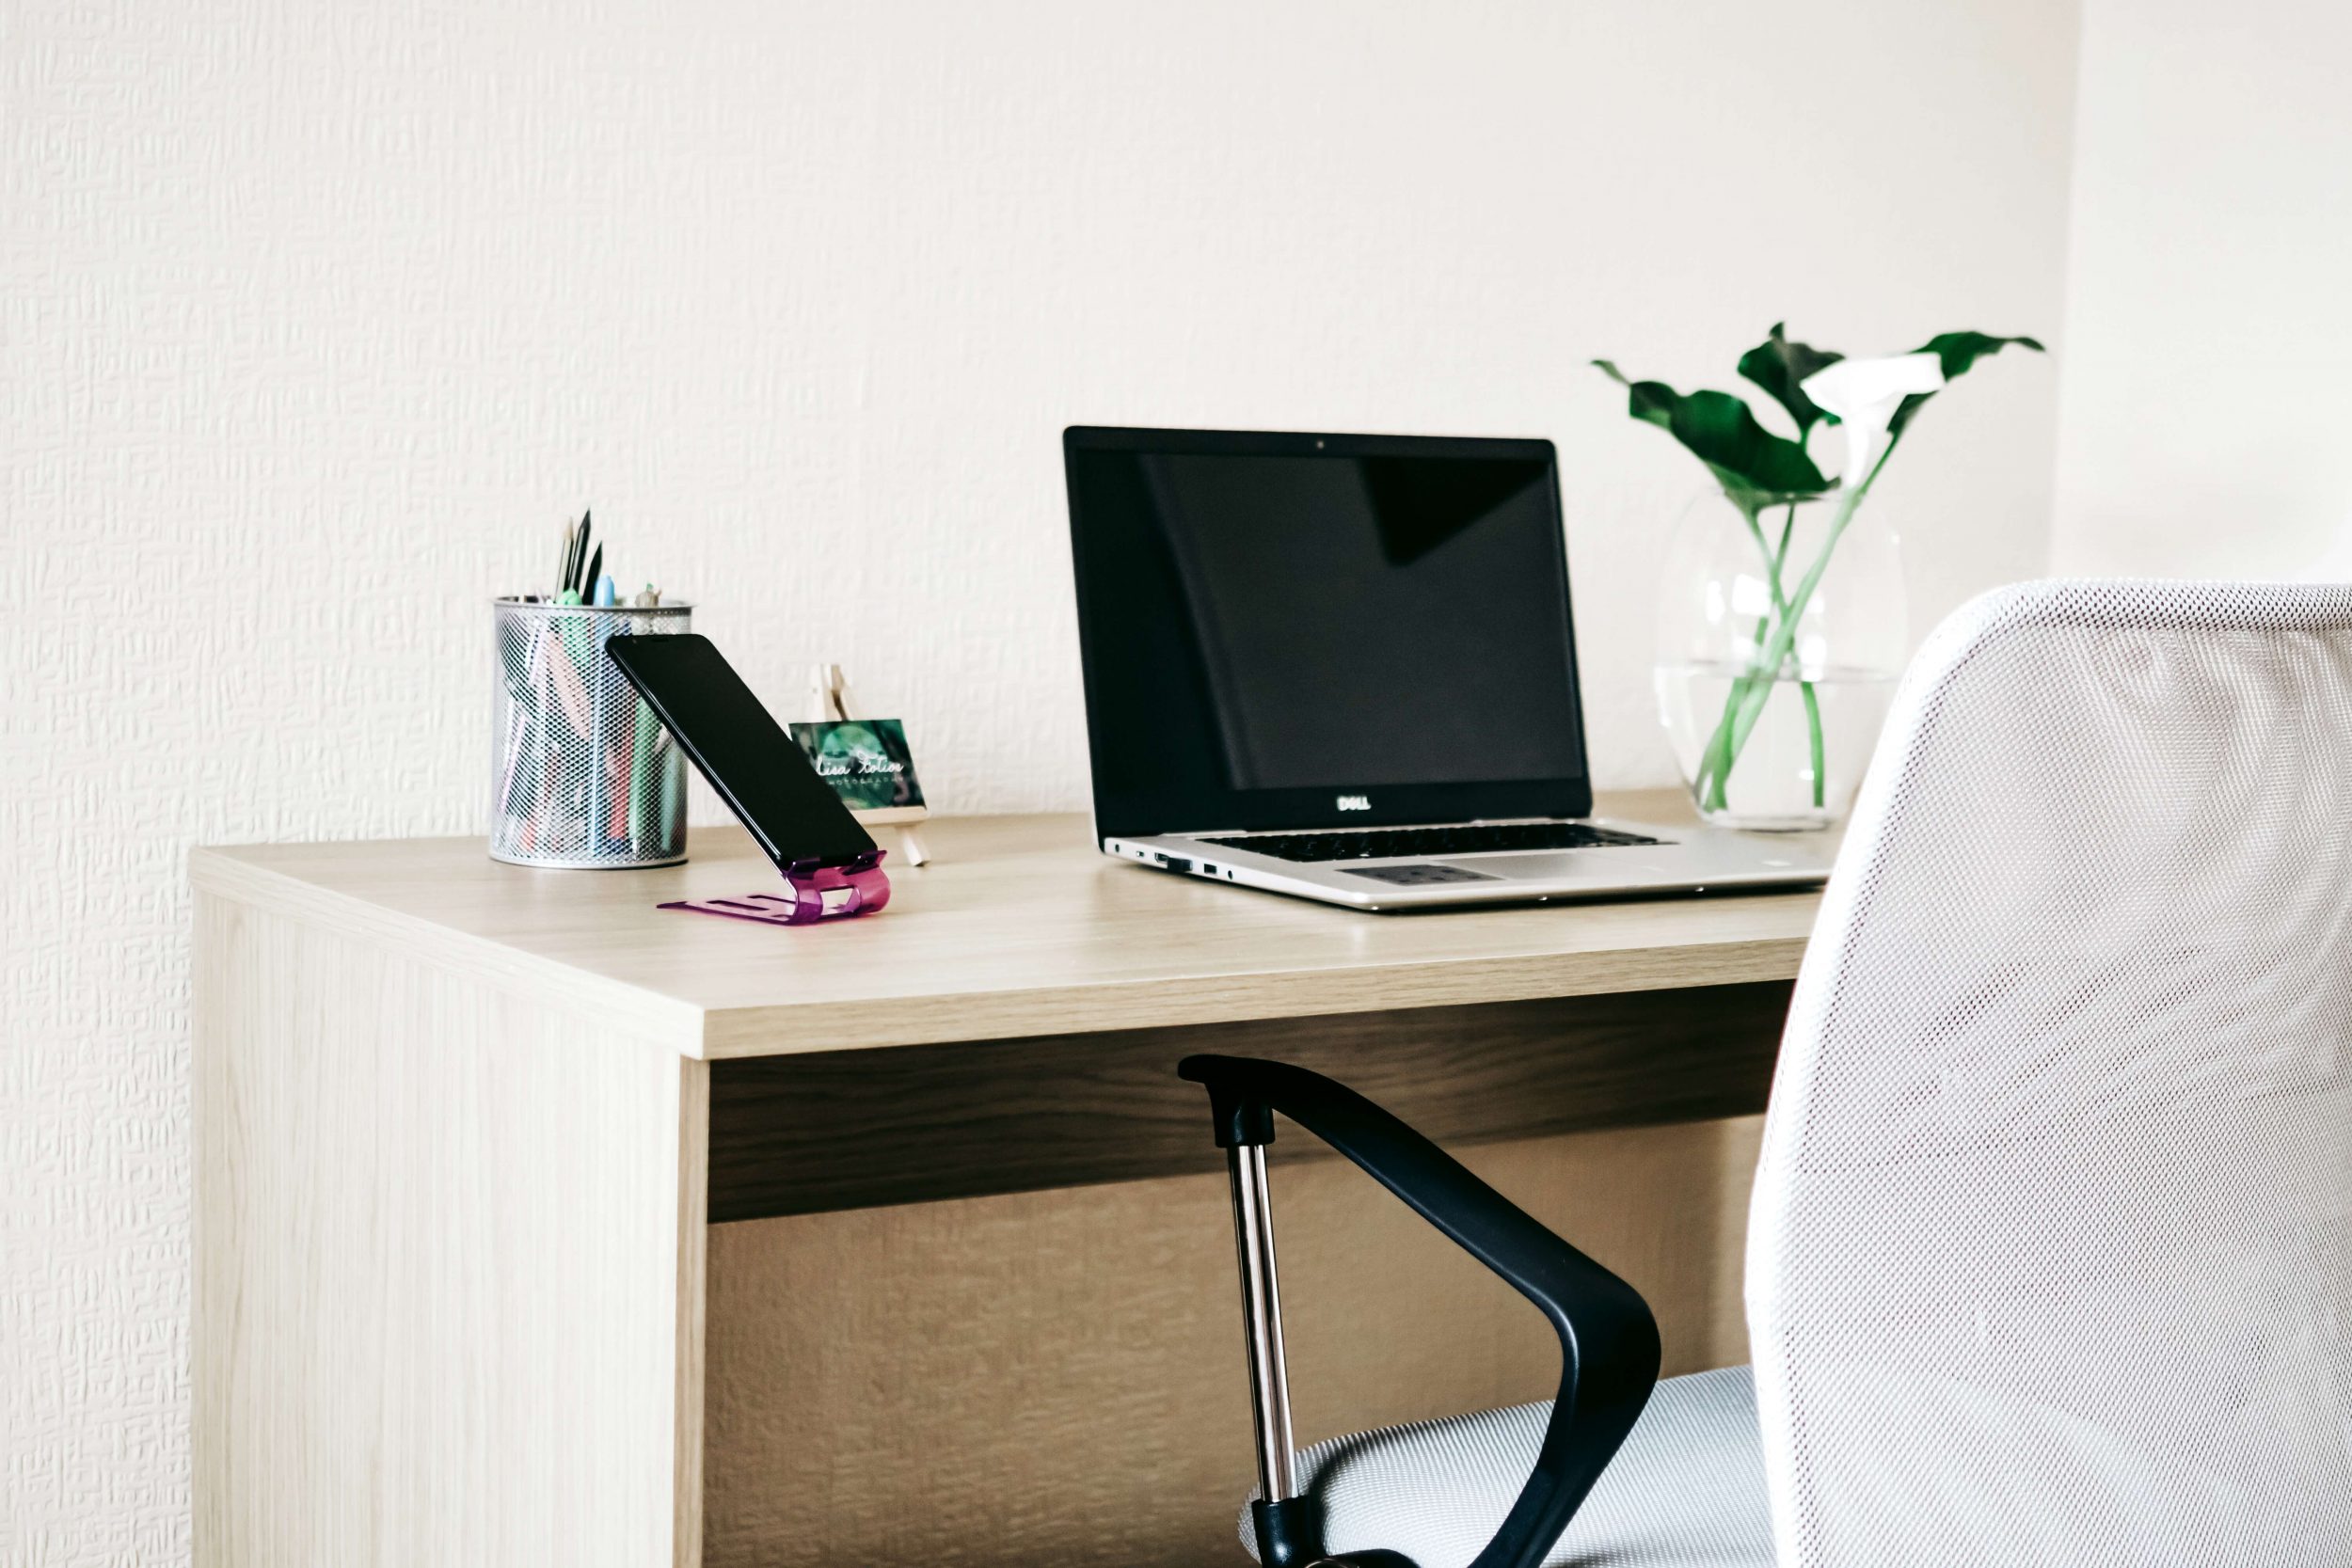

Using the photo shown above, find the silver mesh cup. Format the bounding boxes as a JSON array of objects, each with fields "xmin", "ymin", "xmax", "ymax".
[{"xmin": 489, "ymin": 596, "xmax": 692, "ymax": 868}]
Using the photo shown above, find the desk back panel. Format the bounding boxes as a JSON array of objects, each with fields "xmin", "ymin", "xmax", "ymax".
[{"xmin": 704, "ymin": 1115, "xmax": 1765, "ymax": 1568}]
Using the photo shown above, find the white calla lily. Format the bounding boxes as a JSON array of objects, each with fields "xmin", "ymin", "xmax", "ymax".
[{"xmin": 1800, "ymin": 352, "xmax": 1945, "ymax": 488}]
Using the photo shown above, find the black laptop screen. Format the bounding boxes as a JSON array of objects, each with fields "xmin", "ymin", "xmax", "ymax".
[{"xmin": 1065, "ymin": 428, "xmax": 1592, "ymax": 839}]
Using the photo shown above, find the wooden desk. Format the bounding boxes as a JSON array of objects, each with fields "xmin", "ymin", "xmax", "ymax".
[{"xmin": 192, "ymin": 793, "xmax": 1822, "ymax": 1568}]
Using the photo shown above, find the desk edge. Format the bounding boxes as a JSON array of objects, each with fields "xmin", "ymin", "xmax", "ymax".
[
  {"xmin": 189, "ymin": 846, "xmax": 711, "ymax": 1056},
  {"xmin": 693, "ymin": 932, "xmax": 1812, "ymax": 1058},
  {"xmin": 187, "ymin": 844, "xmax": 1818, "ymax": 1063}
]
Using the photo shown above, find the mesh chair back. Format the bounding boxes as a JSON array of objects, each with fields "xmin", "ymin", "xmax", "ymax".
[{"xmin": 1746, "ymin": 580, "xmax": 2352, "ymax": 1566}]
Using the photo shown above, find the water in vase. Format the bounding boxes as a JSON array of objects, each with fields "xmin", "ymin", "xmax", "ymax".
[{"xmin": 1655, "ymin": 661, "xmax": 1898, "ymax": 831}]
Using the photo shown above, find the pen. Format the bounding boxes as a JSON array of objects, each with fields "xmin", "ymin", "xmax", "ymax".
[
  {"xmin": 556, "ymin": 587, "xmax": 588, "ymax": 740},
  {"xmin": 631, "ymin": 692, "xmax": 660, "ymax": 850},
  {"xmin": 588, "ymin": 575, "xmax": 619, "ymax": 846},
  {"xmin": 657, "ymin": 725, "xmax": 681, "ymax": 856}
]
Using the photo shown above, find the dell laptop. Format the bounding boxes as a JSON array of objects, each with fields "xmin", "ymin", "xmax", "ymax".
[{"xmin": 1062, "ymin": 425, "xmax": 1836, "ymax": 911}]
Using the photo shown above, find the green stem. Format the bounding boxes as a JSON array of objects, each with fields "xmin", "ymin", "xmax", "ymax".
[
  {"xmin": 1800, "ymin": 673, "xmax": 1825, "ymax": 808},
  {"xmin": 1695, "ymin": 499, "xmax": 1824, "ymax": 812},
  {"xmin": 1718, "ymin": 442, "xmax": 1900, "ymax": 777},
  {"xmin": 1694, "ymin": 504, "xmax": 1777, "ymax": 809},
  {"xmin": 1695, "ymin": 679, "xmax": 1749, "ymax": 811}
]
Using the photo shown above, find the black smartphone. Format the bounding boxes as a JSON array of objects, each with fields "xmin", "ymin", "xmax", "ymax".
[{"xmin": 604, "ymin": 633, "xmax": 878, "ymax": 871}]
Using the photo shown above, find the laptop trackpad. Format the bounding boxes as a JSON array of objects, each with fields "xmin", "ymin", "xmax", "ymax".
[
  {"xmin": 1340, "ymin": 863, "xmax": 1502, "ymax": 886},
  {"xmin": 1455, "ymin": 852, "xmax": 1661, "ymax": 881}
]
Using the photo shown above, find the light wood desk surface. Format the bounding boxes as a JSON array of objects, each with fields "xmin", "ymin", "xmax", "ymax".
[{"xmin": 189, "ymin": 788, "xmax": 1826, "ymax": 1061}]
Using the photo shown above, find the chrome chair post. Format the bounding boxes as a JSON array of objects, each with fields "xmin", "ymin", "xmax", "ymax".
[{"xmin": 1226, "ymin": 1141, "xmax": 1299, "ymax": 1504}]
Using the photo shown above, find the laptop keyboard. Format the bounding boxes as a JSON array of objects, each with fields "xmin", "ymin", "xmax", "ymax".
[{"xmin": 1200, "ymin": 821, "xmax": 1661, "ymax": 863}]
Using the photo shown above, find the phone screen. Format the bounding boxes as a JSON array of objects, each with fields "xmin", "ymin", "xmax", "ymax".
[{"xmin": 605, "ymin": 634, "xmax": 878, "ymax": 870}]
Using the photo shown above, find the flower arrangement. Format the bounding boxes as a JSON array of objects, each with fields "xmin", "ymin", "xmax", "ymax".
[{"xmin": 1596, "ymin": 326, "xmax": 2042, "ymax": 817}]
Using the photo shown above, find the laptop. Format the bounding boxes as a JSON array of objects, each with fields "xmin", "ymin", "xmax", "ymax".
[{"xmin": 1061, "ymin": 425, "xmax": 1836, "ymax": 911}]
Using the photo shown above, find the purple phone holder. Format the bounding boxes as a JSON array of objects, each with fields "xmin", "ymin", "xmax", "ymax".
[{"xmin": 660, "ymin": 848, "xmax": 891, "ymax": 927}]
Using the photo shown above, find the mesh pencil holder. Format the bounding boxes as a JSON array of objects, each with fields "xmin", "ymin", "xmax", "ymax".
[{"xmin": 489, "ymin": 596, "xmax": 693, "ymax": 868}]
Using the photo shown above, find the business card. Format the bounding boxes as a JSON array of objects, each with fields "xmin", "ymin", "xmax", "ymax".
[{"xmin": 788, "ymin": 718, "xmax": 926, "ymax": 812}]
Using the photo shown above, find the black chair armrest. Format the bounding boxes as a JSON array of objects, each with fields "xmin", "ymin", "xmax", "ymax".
[{"xmin": 1180, "ymin": 1053, "xmax": 1661, "ymax": 1568}]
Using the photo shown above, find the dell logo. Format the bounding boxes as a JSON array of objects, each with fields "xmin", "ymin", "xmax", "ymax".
[{"xmin": 1336, "ymin": 795, "xmax": 1372, "ymax": 811}]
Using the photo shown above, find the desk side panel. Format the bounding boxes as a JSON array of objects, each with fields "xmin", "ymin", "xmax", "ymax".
[{"xmin": 193, "ymin": 890, "xmax": 707, "ymax": 1568}]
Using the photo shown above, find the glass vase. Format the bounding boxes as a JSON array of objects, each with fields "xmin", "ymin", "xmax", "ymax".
[{"xmin": 1653, "ymin": 489, "xmax": 1907, "ymax": 831}]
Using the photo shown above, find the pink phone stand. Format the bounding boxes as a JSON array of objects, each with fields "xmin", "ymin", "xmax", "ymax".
[{"xmin": 660, "ymin": 849, "xmax": 891, "ymax": 927}]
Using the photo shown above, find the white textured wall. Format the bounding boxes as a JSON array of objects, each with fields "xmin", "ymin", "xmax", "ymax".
[
  {"xmin": 5, "ymin": 2, "xmax": 2076, "ymax": 1560},
  {"xmin": 2054, "ymin": 0, "xmax": 2352, "ymax": 576}
]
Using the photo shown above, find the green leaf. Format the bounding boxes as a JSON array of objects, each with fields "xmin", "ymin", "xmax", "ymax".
[
  {"xmin": 1673, "ymin": 391, "xmax": 1836, "ymax": 502},
  {"xmin": 1736, "ymin": 323, "xmax": 1844, "ymax": 436},
  {"xmin": 1594, "ymin": 359, "xmax": 1834, "ymax": 502},
  {"xmin": 1592, "ymin": 359, "xmax": 1673, "ymax": 431},
  {"xmin": 1886, "ymin": 331, "xmax": 2045, "ymax": 440}
]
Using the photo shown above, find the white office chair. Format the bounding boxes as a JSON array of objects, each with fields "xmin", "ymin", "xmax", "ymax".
[{"xmin": 1185, "ymin": 579, "xmax": 2352, "ymax": 1568}]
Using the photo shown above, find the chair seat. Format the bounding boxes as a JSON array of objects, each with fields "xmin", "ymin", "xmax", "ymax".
[{"xmin": 1242, "ymin": 1365, "xmax": 1772, "ymax": 1568}]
